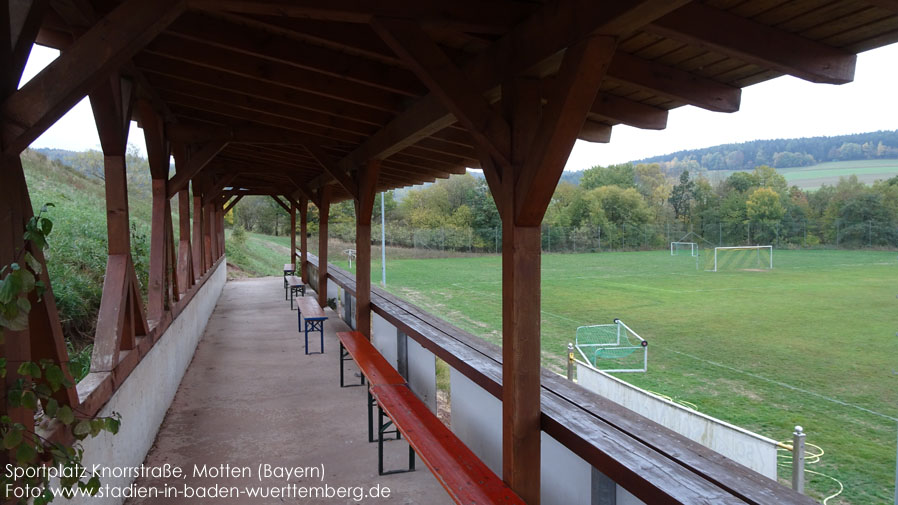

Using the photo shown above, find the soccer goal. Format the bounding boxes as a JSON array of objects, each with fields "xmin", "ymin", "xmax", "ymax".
[
  {"xmin": 671, "ymin": 241, "xmax": 698, "ymax": 256},
  {"xmin": 707, "ymin": 245, "xmax": 773, "ymax": 272},
  {"xmin": 574, "ymin": 319, "xmax": 648, "ymax": 373}
]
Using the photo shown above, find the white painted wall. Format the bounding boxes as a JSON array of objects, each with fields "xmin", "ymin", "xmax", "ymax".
[
  {"xmin": 449, "ymin": 368, "xmax": 502, "ymax": 474},
  {"xmin": 577, "ymin": 362, "xmax": 778, "ymax": 480},
  {"xmin": 541, "ymin": 433, "xmax": 592, "ymax": 505},
  {"xmin": 72, "ymin": 260, "xmax": 227, "ymax": 505},
  {"xmin": 371, "ymin": 312, "xmax": 398, "ymax": 368},
  {"xmin": 407, "ymin": 338, "xmax": 436, "ymax": 413}
]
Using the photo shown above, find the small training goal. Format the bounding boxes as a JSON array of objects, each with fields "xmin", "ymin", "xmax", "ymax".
[
  {"xmin": 670, "ymin": 241, "xmax": 698, "ymax": 257},
  {"xmin": 575, "ymin": 319, "xmax": 648, "ymax": 373},
  {"xmin": 706, "ymin": 245, "xmax": 773, "ymax": 272}
]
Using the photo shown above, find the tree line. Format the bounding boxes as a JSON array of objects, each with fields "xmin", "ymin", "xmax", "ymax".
[{"xmin": 634, "ymin": 129, "xmax": 898, "ymax": 174}]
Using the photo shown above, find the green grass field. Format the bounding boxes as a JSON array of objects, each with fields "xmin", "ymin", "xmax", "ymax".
[
  {"xmin": 710, "ymin": 158, "xmax": 898, "ymax": 190},
  {"xmin": 369, "ymin": 249, "xmax": 897, "ymax": 504}
]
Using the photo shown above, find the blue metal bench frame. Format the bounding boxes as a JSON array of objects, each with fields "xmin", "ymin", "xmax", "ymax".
[{"xmin": 297, "ymin": 306, "xmax": 326, "ymax": 355}]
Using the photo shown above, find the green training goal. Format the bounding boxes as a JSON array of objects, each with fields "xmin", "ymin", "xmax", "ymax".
[{"xmin": 575, "ymin": 319, "xmax": 648, "ymax": 373}]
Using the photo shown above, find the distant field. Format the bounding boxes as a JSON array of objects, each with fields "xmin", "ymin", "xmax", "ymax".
[
  {"xmin": 370, "ymin": 249, "xmax": 897, "ymax": 505},
  {"xmin": 709, "ymin": 159, "xmax": 898, "ymax": 190}
]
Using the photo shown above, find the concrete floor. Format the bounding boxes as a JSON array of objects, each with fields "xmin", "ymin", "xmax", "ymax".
[{"xmin": 127, "ymin": 277, "xmax": 452, "ymax": 505}]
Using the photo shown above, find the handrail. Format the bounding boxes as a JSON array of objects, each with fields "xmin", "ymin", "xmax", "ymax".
[{"xmin": 300, "ymin": 251, "xmax": 814, "ymax": 504}]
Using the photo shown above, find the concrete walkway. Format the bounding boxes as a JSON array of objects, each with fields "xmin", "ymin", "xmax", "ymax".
[{"xmin": 127, "ymin": 276, "xmax": 451, "ymax": 505}]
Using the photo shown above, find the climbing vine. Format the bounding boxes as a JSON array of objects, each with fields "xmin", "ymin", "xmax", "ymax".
[{"xmin": 0, "ymin": 203, "xmax": 121, "ymax": 504}]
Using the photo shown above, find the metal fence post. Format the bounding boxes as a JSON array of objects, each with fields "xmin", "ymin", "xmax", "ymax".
[
  {"xmin": 567, "ymin": 343, "xmax": 575, "ymax": 381},
  {"xmin": 792, "ymin": 425, "xmax": 805, "ymax": 493}
]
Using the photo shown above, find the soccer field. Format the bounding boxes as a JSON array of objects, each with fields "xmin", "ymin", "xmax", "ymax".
[{"xmin": 376, "ymin": 249, "xmax": 897, "ymax": 504}]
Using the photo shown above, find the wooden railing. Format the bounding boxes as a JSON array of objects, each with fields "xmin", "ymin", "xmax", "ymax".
[{"xmin": 304, "ymin": 251, "xmax": 814, "ymax": 505}]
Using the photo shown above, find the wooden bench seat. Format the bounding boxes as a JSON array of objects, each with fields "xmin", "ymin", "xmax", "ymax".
[
  {"xmin": 286, "ymin": 275, "xmax": 305, "ymax": 310},
  {"xmin": 370, "ymin": 384, "xmax": 526, "ymax": 504},
  {"xmin": 295, "ymin": 297, "xmax": 326, "ymax": 355}
]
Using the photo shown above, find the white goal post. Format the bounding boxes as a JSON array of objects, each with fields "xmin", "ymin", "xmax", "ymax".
[
  {"xmin": 671, "ymin": 241, "xmax": 698, "ymax": 256},
  {"xmin": 710, "ymin": 245, "xmax": 773, "ymax": 272}
]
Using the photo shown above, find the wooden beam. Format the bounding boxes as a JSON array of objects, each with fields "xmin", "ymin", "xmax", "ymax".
[
  {"xmin": 188, "ymin": 0, "xmax": 532, "ymax": 34},
  {"xmin": 269, "ymin": 195, "xmax": 291, "ymax": 213},
  {"xmin": 326, "ymin": 0, "xmax": 688, "ymax": 188},
  {"xmin": 516, "ymin": 36, "xmax": 617, "ymax": 225},
  {"xmin": 136, "ymin": 53, "xmax": 392, "ymax": 126},
  {"xmin": 371, "ymin": 17, "xmax": 511, "ymax": 169},
  {"xmin": 579, "ymin": 120, "xmax": 613, "ymax": 143},
  {"xmin": 354, "ymin": 159, "xmax": 380, "ymax": 338},
  {"xmin": 138, "ymin": 99, "xmax": 171, "ymax": 179},
  {"xmin": 144, "ymin": 34, "xmax": 402, "ymax": 112},
  {"xmin": 167, "ymin": 140, "xmax": 227, "ymax": 196},
  {"xmin": 203, "ymin": 173, "xmax": 239, "ymax": 205},
  {"xmin": 316, "ymin": 185, "xmax": 331, "ymax": 308},
  {"xmin": 607, "ymin": 52, "xmax": 741, "ymax": 113},
  {"xmin": 590, "ymin": 92, "xmax": 667, "ymax": 130},
  {"xmin": 648, "ymin": 3, "xmax": 857, "ymax": 84},
  {"xmin": 223, "ymin": 194, "xmax": 244, "ymax": 214},
  {"xmin": 89, "ymin": 75, "xmax": 134, "ymax": 157},
  {"xmin": 305, "ymin": 143, "xmax": 358, "ymax": 199},
  {"xmin": 1, "ymin": 0, "xmax": 186, "ymax": 154},
  {"xmin": 5, "ymin": 0, "xmax": 48, "ymax": 97},
  {"xmin": 167, "ymin": 13, "xmax": 424, "ymax": 96}
]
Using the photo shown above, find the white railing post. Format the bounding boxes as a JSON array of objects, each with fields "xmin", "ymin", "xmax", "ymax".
[{"xmin": 792, "ymin": 426, "xmax": 805, "ymax": 493}]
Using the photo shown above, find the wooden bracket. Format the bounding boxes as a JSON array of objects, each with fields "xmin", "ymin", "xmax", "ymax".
[{"xmin": 167, "ymin": 140, "xmax": 228, "ymax": 197}]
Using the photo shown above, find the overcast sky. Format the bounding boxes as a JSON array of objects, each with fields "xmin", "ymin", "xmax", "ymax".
[{"xmin": 21, "ymin": 42, "xmax": 898, "ymax": 172}]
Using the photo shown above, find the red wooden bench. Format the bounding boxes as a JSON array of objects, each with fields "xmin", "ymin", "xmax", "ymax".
[
  {"xmin": 370, "ymin": 384, "xmax": 526, "ymax": 504},
  {"xmin": 336, "ymin": 331, "xmax": 525, "ymax": 504},
  {"xmin": 338, "ymin": 331, "xmax": 405, "ymax": 442}
]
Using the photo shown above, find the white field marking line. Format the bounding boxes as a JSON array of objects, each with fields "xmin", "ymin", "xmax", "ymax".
[
  {"xmin": 448, "ymin": 283, "xmax": 898, "ymax": 423},
  {"xmin": 668, "ymin": 348, "xmax": 898, "ymax": 423}
]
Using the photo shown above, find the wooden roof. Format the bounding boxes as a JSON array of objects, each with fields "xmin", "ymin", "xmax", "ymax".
[{"xmin": 36, "ymin": 0, "xmax": 898, "ymax": 202}]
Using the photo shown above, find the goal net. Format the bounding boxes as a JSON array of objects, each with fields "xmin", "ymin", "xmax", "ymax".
[
  {"xmin": 670, "ymin": 241, "xmax": 697, "ymax": 256},
  {"xmin": 706, "ymin": 245, "xmax": 773, "ymax": 272},
  {"xmin": 574, "ymin": 319, "xmax": 648, "ymax": 373}
]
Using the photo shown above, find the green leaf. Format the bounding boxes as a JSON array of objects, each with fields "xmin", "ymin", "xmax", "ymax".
[
  {"xmin": 57, "ymin": 405, "xmax": 74, "ymax": 425},
  {"xmin": 73, "ymin": 419, "xmax": 90, "ymax": 436},
  {"xmin": 0, "ymin": 308, "xmax": 28, "ymax": 331},
  {"xmin": 104, "ymin": 416, "xmax": 121, "ymax": 435},
  {"xmin": 21, "ymin": 391, "xmax": 37, "ymax": 410},
  {"xmin": 0, "ymin": 269, "xmax": 22, "ymax": 304},
  {"xmin": 40, "ymin": 218, "xmax": 53, "ymax": 236},
  {"xmin": 85, "ymin": 475, "xmax": 101, "ymax": 495},
  {"xmin": 23, "ymin": 252, "xmax": 41, "ymax": 276},
  {"xmin": 2, "ymin": 427, "xmax": 22, "ymax": 449},
  {"xmin": 45, "ymin": 398, "xmax": 59, "ymax": 418},
  {"xmin": 15, "ymin": 442, "xmax": 36, "ymax": 464},
  {"xmin": 89, "ymin": 419, "xmax": 104, "ymax": 437},
  {"xmin": 17, "ymin": 361, "xmax": 40, "ymax": 379},
  {"xmin": 45, "ymin": 365, "xmax": 64, "ymax": 391},
  {"xmin": 16, "ymin": 296, "xmax": 31, "ymax": 315}
]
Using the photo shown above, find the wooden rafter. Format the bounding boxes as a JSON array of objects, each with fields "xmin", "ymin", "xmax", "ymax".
[
  {"xmin": 167, "ymin": 140, "xmax": 227, "ymax": 196},
  {"xmin": 1, "ymin": 0, "xmax": 186, "ymax": 154},
  {"xmin": 648, "ymin": 3, "xmax": 857, "ymax": 84}
]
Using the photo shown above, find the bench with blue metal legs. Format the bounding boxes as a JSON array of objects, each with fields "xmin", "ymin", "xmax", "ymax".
[
  {"xmin": 287, "ymin": 275, "xmax": 305, "ymax": 310},
  {"xmin": 283, "ymin": 264, "xmax": 295, "ymax": 300},
  {"xmin": 295, "ymin": 297, "xmax": 326, "ymax": 355}
]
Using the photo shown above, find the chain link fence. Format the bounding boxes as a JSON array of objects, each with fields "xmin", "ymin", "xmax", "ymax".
[{"xmin": 322, "ymin": 219, "xmax": 898, "ymax": 255}]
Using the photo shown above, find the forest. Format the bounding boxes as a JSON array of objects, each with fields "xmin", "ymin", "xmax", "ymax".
[{"xmin": 634, "ymin": 129, "xmax": 898, "ymax": 173}]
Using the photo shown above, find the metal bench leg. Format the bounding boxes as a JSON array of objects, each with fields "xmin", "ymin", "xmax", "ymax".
[
  {"xmin": 377, "ymin": 405, "xmax": 414, "ymax": 475},
  {"xmin": 339, "ymin": 343, "xmax": 364, "ymax": 388}
]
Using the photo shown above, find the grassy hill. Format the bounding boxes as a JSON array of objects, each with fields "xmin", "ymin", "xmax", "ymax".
[
  {"xmin": 704, "ymin": 159, "xmax": 898, "ymax": 190},
  {"xmin": 20, "ymin": 149, "xmax": 283, "ymax": 377}
]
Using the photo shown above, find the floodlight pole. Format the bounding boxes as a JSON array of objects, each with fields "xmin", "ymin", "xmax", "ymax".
[{"xmin": 381, "ymin": 192, "xmax": 386, "ymax": 287}]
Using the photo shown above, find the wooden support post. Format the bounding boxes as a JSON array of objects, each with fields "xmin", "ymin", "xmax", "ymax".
[
  {"xmin": 172, "ymin": 140, "xmax": 195, "ymax": 292},
  {"xmin": 290, "ymin": 200, "xmax": 297, "ymax": 265},
  {"xmin": 317, "ymin": 186, "xmax": 331, "ymax": 308},
  {"xmin": 299, "ymin": 198, "xmax": 309, "ymax": 283},
  {"xmin": 354, "ymin": 159, "xmax": 381, "ymax": 338},
  {"xmin": 375, "ymin": 19, "xmax": 616, "ymax": 501},
  {"xmin": 147, "ymin": 178, "xmax": 168, "ymax": 324},
  {"xmin": 0, "ymin": 154, "xmax": 79, "ymax": 440},
  {"xmin": 192, "ymin": 188, "xmax": 205, "ymax": 278},
  {"xmin": 90, "ymin": 75, "xmax": 148, "ymax": 370}
]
